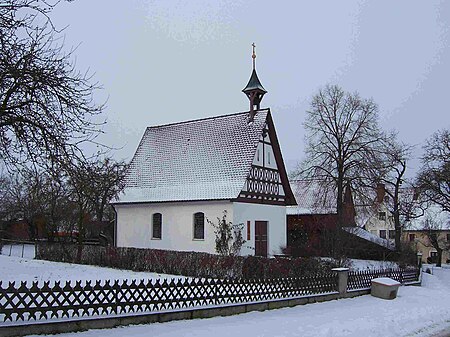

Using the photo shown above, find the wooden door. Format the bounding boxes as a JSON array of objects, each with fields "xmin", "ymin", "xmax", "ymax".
[{"xmin": 255, "ymin": 221, "xmax": 268, "ymax": 257}]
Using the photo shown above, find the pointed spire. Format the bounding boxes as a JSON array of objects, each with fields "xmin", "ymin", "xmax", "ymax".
[
  {"xmin": 252, "ymin": 42, "xmax": 256, "ymax": 70},
  {"xmin": 242, "ymin": 43, "xmax": 267, "ymax": 116}
]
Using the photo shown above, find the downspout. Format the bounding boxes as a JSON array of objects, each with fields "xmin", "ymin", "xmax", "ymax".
[{"xmin": 112, "ymin": 205, "xmax": 118, "ymax": 247}]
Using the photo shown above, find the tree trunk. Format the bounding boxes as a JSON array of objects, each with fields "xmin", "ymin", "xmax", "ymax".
[
  {"xmin": 76, "ymin": 204, "xmax": 84, "ymax": 263},
  {"xmin": 393, "ymin": 187, "xmax": 401, "ymax": 252},
  {"xmin": 334, "ymin": 165, "xmax": 345, "ymax": 259}
]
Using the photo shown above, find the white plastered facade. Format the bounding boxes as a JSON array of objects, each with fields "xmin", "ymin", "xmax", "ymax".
[{"xmin": 115, "ymin": 200, "xmax": 286, "ymax": 256}]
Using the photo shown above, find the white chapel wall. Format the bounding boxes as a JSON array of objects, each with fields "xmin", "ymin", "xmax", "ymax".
[
  {"xmin": 115, "ymin": 200, "xmax": 233, "ymax": 254},
  {"xmin": 233, "ymin": 202, "xmax": 286, "ymax": 256}
]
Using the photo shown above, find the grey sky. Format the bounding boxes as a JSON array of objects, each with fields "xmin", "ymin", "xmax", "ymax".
[{"xmin": 51, "ymin": 0, "xmax": 449, "ymax": 176}]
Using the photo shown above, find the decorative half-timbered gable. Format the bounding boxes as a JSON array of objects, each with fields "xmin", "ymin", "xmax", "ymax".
[{"xmin": 238, "ymin": 113, "xmax": 293, "ymax": 206}]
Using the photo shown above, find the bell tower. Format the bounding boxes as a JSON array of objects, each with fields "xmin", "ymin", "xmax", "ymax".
[{"xmin": 242, "ymin": 43, "xmax": 267, "ymax": 120}]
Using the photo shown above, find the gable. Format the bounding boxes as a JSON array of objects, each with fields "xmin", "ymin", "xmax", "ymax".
[{"xmin": 237, "ymin": 112, "xmax": 296, "ymax": 206}]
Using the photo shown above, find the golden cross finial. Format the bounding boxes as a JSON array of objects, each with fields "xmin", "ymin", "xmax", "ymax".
[{"xmin": 252, "ymin": 43, "xmax": 256, "ymax": 70}]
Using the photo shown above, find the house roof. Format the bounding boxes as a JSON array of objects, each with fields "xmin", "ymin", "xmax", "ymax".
[
  {"xmin": 116, "ymin": 109, "xmax": 294, "ymax": 204},
  {"xmin": 286, "ymin": 180, "xmax": 336, "ymax": 215},
  {"xmin": 343, "ymin": 227, "xmax": 395, "ymax": 251}
]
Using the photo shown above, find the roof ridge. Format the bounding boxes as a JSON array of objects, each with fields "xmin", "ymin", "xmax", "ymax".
[{"xmin": 146, "ymin": 108, "xmax": 270, "ymax": 130}]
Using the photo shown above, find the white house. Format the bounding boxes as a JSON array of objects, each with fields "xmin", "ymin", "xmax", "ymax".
[
  {"xmin": 363, "ymin": 184, "xmax": 397, "ymax": 242},
  {"xmin": 112, "ymin": 56, "xmax": 296, "ymax": 257}
]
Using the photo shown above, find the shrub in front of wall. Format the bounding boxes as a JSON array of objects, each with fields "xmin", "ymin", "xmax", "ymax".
[
  {"xmin": 242, "ymin": 256, "xmax": 267, "ymax": 279},
  {"xmin": 36, "ymin": 242, "xmax": 334, "ymax": 280}
]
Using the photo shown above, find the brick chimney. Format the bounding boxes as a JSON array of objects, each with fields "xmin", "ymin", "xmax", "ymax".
[
  {"xmin": 376, "ymin": 183, "xmax": 386, "ymax": 203},
  {"xmin": 343, "ymin": 182, "xmax": 356, "ymax": 226}
]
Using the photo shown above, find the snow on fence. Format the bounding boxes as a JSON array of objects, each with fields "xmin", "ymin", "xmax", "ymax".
[
  {"xmin": 0, "ymin": 274, "xmax": 338, "ymax": 323},
  {"xmin": 347, "ymin": 268, "xmax": 420, "ymax": 291}
]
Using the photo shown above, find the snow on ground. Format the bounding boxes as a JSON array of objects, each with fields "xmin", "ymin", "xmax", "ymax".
[
  {"xmin": 22, "ymin": 266, "xmax": 449, "ymax": 337},
  {"xmin": 0, "ymin": 255, "xmax": 182, "ymax": 284},
  {"xmin": 348, "ymin": 258, "xmax": 399, "ymax": 271},
  {"xmin": 1, "ymin": 252, "xmax": 448, "ymax": 336},
  {"xmin": 0, "ymin": 243, "xmax": 36, "ymax": 259}
]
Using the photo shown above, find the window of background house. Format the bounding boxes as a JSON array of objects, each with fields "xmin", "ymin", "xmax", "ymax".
[
  {"xmin": 152, "ymin": 213, "xmax": 162, "ymax": 239},
  {"xmin": 193, "ymin": 212, "xmax": 204, "ymax": 240},
  {"xmin": 378, "ymin": 212, "xmax": 386, "ymax": 221},
  {"xmin": 379, "ymin": 230, "xmax": 386, "ymax": 239},
  {"xmin": 409, "ymin": 233, "xmax": 415, "ymax": 242},
  {"xmin": 447, "ymin": 234, "xmax": 450, "ymax": 242},
  {"xmin": 389, "ymin": 230, "xmax": 395, "ymax": 239}
]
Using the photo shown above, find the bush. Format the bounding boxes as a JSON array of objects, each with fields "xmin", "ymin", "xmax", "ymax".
[
  {"xmin": 395, "ymin": 242, "xmax": 418, "ymax": 269},
  {"xmin": 36, "ymin": 242, "xmax": 335, "ymax": 279}
]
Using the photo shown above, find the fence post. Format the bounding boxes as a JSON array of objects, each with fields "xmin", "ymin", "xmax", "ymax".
[
  {"xmin": 332, "ymin": 268, "xmax": 349, "ymax": 297},
  {"xmin": 417, "ymin": 252, "xmax": 423, "ymax": 269},
  {"xmin": 417, "ymin": 252, "xmax": 423, "ymax": 284}
]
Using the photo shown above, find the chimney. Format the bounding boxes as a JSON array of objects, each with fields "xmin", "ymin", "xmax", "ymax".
[
  {"xmin": 376, "ymin": 183, "xmax": 386, "ymax": 203},
  {"xmin": 343, "ymin": 182, "xmax": 356, "ymax": 226}
]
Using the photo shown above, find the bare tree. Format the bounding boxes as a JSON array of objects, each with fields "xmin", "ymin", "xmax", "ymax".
[
  {"xmin": 66, "ymin": 160, "xmax": 92, "ymax": 262},
  {"xmin": 419, "ymin": 210, "xmax": 449, "ymax": 267},
  {"xmin": 0, "ymin": 0, "xmax": 104, "ymax": 170},
  {"xmin": 369, "ymin": 133, "xmax": 418, "ymax": 251},
  {"xmin": 0, "ymin": 171, "xmax": 47, "ymax": 239},
  {"xmin": 65, "ymin": 156, "xmax": 126, "ymax": 260},
  {"xmin": 417, "ymin": 129, "xmax": 450, "ymax": 212},
  {"xmin": 299, "ymin": 84, "xmax": 383, "ymax": 229},
  {"xmin": 82, "ymin": 157, "xmax": 127, "ymax": 222},
  {"xmin": 0, "ymin": 169, "xmax": 74, "ymax": 240}
]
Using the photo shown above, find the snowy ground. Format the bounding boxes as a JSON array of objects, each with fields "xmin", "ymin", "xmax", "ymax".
[
  {"xmin": 0, "ymin": 255, "xmax": 181, "ymax": 284},
  {"xmin": 1, "ymin": 253, "xmax": 449, "ymax": 336},
  {"xmin": 345, "ymin": 258, "xmax": 399, "ymax": 271},
  {"xmin": 0, "ymin": 243, "xmax": 35, "ymax": 259},
  {"xmin": 21, "ymin": 266, "xmax": 449, "ymax": 337}
]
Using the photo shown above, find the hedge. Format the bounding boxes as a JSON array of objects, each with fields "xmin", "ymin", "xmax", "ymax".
[{"xmin": 36, "ymin": 243, "xmax": 337, "ymax": 279}]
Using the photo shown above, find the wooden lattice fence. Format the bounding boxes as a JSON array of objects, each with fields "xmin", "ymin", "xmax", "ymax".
[
  {"xmin": 0, "ymin": 273, "xmax": 338, "ymax": 323},
  {"xmin": 347, "ymin": 268, "xmax": 420, "ymax": 290}
]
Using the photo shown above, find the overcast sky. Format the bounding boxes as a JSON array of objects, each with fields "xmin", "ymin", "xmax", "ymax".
[{"xmin": 51, "ymin": 0, "xmax": 449, "ymax": 177}]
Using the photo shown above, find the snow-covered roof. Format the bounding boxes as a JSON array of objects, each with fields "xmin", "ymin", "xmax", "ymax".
[
  {"xmin": 287, "ymin": 180, "xmax": 336, "ymax": 215},
  {"xmin": 116, "ymin": 110, "xmax": 271, "ymax": 203},
  {"xmin": 343, "ymin": 227, "xmax": 395, "ymax": 251}
]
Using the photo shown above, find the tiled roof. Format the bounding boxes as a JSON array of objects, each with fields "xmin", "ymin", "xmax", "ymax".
[
  {"xmin": 286, "ymin": 180, "xmax": 336, "ymax": 215},
  {"xmin": 116, "ymin": 110, "xmax": 269, "ymax": 203}
]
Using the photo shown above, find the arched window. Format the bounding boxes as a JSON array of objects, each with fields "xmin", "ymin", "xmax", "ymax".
[
  {"xmin": 152, "ymin": 213, "xmax": 162, "ymax": 239},
  {"xmin": 193, "ymin": 212, "xmax": 204, "ymax": 240}
]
